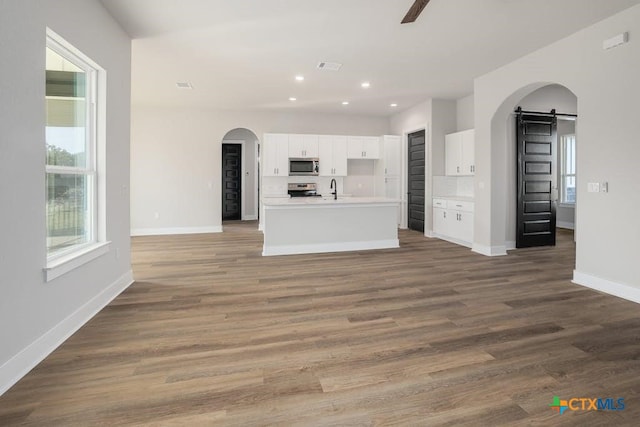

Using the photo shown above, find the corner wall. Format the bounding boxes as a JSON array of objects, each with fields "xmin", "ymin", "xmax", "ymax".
[
  {"xmin": 0, "ymin": 0, "xmax": 132, "ymax": 394},
  {"xmin": 473, "ymin": 4, "xmax": 640, "ymax": 295}
]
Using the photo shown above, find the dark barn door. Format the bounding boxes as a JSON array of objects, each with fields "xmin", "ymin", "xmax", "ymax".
[
  {"xmin": 516, "ymin": 112, "xmax": 557, "ymax": 248},
  {"xmin": 222, "ymin": 144, "xmax": 241, "ymax": 221},
  {"xmin": 407, "ymin": 130, "xmax": 425, "ymax": 233}
]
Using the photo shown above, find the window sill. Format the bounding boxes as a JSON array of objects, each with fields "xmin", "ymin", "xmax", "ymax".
[
  {"xmin": 559, "ymin": 203, "xmax": 576, "ymax": 209},
  {"xmin": 45, "ymin": 241, "xmax": 111, "ymax": 282}
]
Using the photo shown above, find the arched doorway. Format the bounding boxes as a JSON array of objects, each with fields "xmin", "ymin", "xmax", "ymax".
[
  {"xmin": 490, "ymin": 83, "xmax": 577, "ymax": 250},
  {"xmin": 221, "ymin": 128, "xmax": 259, "ymax": 224}
]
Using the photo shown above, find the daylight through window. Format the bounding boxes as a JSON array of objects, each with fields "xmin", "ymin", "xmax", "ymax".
[
  {"xmin": 46, "ymin": 36, "xmax": 97, "ymax": 257},
  {"xmin": 561, "ymin": 135, "xmax": 576, "ymax": 204}
]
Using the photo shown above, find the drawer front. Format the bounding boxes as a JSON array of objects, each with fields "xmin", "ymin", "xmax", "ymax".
[
  {"xmin": 447, "ymin": 200, "xmax": 474, "ymax": 212},
  {"xmin": 432, "ymin": 198, "xmax": 447, "ymax": 208}
]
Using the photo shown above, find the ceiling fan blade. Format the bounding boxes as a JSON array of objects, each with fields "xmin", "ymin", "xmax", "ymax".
[{"xmin": 401, "ymin": 0, "xmax": 431, "ymax": 24}]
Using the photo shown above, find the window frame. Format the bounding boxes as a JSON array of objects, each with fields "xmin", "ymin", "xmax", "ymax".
[
  {"xmin": 45, "ymin": 29, "xmax": 109, "ymax": 281},
  {"xmin": 560, "ymin": 134, "xmax": 576, "ymax": 206}
]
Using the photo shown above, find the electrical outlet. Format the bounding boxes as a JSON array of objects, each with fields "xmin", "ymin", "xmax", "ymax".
[{"xmin": 587, "ymin": 183, "xmax": 600, "ymax": 193}]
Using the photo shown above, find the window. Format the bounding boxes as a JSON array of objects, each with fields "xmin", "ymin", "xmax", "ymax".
[
  {"xmin": 46, "ymin": 30, "xmax": 107, "ymax": 277},
  {"xmin": 560, "ymin": 134, "xmax": 576, "ymax": 204}
]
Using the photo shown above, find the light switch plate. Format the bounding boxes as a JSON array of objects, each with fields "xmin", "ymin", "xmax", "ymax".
[{"xmin": 587, "ymin": 182, "xmax": 600, "ymax": 193}]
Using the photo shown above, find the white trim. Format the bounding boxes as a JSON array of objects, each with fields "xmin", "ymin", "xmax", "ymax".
[
  {"xmin": 557, "ymin": 221, "xmax": 575, "ymax": 230},
  {"xmin": 471, "ymin": 243, "xmax": 507, "ymax": 256},
  {"xmin": 0, "ymin": 270, "xmax": 134, "ymax": 396},
  {"xmin": 45, "ymin": 241, "xmax": 111, "ymax": 282},
  {"xmin": 243, "ymin": 215, "xmax": 258, "ymax": 221},
  {"xmin": 573, "ymin": 270, "xmax": 640, "ymax": 304},
  {"xmin": 130, "ymin": 226, "xmax": 223, "ymax": 236},
  {"xmin": 432, "ymin": 233, "xmax": 472, "ymax": 249},
  {"xmin": 262, "ymin": 239, "xmax": 399, "ymax": 256},
  {"xmin": 505, "ymin": 240, "xmax": 516, "ymax": 251}
]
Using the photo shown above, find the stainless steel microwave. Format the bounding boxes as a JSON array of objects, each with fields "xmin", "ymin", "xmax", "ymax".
[{"xmin": 289, "ymin": 158, "xmax": 319, "ymax": 176}]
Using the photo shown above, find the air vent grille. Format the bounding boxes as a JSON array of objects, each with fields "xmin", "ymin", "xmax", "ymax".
[
  {"xmin": 176, "ymin": 82, "xmax": 193, "ymax": 89},
  {"xmin": 317, "ymin": 62, "xmax": 342, "ymax": 71}
]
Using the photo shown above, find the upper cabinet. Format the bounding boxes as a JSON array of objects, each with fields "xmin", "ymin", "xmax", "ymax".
[
  {"xmin": 288, "ymin": 134, "xmax": 319, "ymax": 158},
  {"xmin": 318, "ymin": 135, "xmax": 348, "ymax": 176},
  {"xmin": 347, "ymin": 136, "xmax": 380, "ymax": 159},
  {"xmin": 445, "ymin": 129, "xmax": 475, "ymax": 176},
  {"xmin": 263, "ymin": 133, "xmax": 289, "ymax": 176}
]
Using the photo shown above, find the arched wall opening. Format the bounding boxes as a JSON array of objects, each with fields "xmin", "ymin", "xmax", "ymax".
[
  {"xmin": 486, "ymin": 82, "xmax": 578, "ymax": 252},
  {"xmin": 221, "ymin": 128, "xmax": 260, "ymax": 224}
]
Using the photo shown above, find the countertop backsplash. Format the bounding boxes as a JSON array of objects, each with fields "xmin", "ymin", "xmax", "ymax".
[{"xmin": 433, "ymin": 175, "xmax": 474, "ymax": 199}]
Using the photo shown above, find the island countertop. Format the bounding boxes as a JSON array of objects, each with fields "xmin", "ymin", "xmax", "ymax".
[{"xmin": 262, "ymin": 196, "xmax": 400, "ymax": 208}]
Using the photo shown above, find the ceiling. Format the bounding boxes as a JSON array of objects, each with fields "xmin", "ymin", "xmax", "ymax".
[{"xmin": 100, "ymin": 0, "xmax": 640, "ymax": 116}]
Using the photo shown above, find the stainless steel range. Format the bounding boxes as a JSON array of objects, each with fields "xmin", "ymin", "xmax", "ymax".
[{"xmin": 288, "ymin": 183, "xmax": 322, "ymax": 198}]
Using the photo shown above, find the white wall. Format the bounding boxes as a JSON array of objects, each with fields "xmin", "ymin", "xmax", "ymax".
[
  {"xmin": 222, "ymin": 128, "xmax": 259, "ymax": 220},
  {"xmin": 456, "ymin": 94, "xmax": 475, "ymax": 131},
  {"xmin": 130, "ymin": 106, "xmax": 389, "ymax": 235},
  {"xmin": 0, "ymin": 0, "xmax": 131, "ymax": 394},
  {"xmin": 473, "ymin": 4, "xmax": 640, "ymax": 297}
]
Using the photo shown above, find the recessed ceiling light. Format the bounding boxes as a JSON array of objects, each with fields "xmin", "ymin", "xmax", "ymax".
[
  {"xmin": 295, "ymin": 75, "xmax": 304, "ymax": 81},
  {"xmin": 361, "ymin": 82, "xmax": 371, "ymax": 88},
  {"xmin": 342, "ymin": 101, "xmax": 349, "ymax": 105},
  {"xmin": 390, "ymin": 103, "xmax": 398, "ymax": 107},
  {"xmin": 176, "ymin": 82, "xmax": 192, "ymax": 89},
  {"xmin": 289, "ymin": 97, "xmax": 297, "ymax": 101}
]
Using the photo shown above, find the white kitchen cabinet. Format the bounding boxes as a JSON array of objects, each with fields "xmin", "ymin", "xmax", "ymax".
[
  {"xmin": 318, "ymin": 135, "xmax": 348, "ymax": 176},
  {"xmin": 432, "ymin": 198, "xmax": 474, "ymax": 247},
  {"xmin": 288, "ymin": 134, "xmax": 319, "ymax": 158},
  {"xmin": 347, "ymin": 136, "xmax": 380, "ymax": 159},
  {"xmin": 263, "ymin": 133, "xmax": 289, "ymax": 176},
  {"xmin": 445, "ymin": 129, "xmax": 475, "ymax": 176},
  {"xmin": 382, "ymin": 135, "xmax": 401, "ymax": 176}
]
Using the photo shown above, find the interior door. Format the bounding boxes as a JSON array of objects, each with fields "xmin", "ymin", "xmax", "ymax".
[
  {"xmin": 516, "ymin": 113, "xmax": 557, "ymax": 247},
  {"xmin": 407, "ymin": 130, "xmax": 425, "ymax": 233},
  {"xmin": 222, "ymin": 144, "xmax": 241, "ymax": 221}
]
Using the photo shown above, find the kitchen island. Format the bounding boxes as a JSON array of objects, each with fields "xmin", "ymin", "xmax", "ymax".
[{"xmin": 262, "ymin": 197, "xmax": 400, "ymax": 256}]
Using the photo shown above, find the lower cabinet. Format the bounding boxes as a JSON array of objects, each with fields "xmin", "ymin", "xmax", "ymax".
[{"xmin": 432, "ymin": 198, "xmax": 474, "ymax": 247}]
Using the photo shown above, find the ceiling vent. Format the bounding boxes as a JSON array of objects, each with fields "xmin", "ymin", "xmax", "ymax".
[
  {"xmin": 317, "ymin": 62, "xmax": 342, "ymax": 71},
  {"xmin": 176, "ymin": 82, "xmax": 193, "ymax": 89}
]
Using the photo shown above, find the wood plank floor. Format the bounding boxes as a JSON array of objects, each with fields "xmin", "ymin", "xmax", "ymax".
[{"xmin": 2, "ymin": 222, "xmax": 640, "ymax": 425}]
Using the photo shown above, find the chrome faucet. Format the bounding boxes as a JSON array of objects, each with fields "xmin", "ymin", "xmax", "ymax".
[{"xmin": 330, "ymin": 178, "xmax": 337, "ymax": 200}]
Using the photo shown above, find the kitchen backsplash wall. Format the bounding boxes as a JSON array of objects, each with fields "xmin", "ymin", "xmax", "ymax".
[
  {"xmin": 262, "ymin": 176, "xmax": 345, "ymax": 197},
  {"xmin": 433, "ymin": 175, "xmax": 474, "ymax": 198},
  {"xmin": 344, "ymin": 159, "xmax": 376, "ymax": 197}
]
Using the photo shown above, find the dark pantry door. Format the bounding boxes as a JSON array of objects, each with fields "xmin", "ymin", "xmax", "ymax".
[
  {"xmin": 222, "ymin": 144, "xmax": 241, "ymax": 221},
  {"xmin": 516, "ymin": 113, "xmax": 557, "ymax": 247},
  {"xmin": 407, "ymin": 130, "xmax": 425, "ymax": 233}
]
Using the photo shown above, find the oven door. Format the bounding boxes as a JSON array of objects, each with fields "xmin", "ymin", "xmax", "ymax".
[{"xmin": 289, "ymin": 158, "xmax": 319, "ymax": 176}]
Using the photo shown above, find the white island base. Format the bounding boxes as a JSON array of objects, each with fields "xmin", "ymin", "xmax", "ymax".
[{"xmin": 262, "ymin": 197, "xmax": 400, "ymax": 256}]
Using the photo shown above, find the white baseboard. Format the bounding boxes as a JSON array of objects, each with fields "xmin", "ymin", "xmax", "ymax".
[
  {"xmin": 0, "ymin": 270, "xmax": 134, "ymax": 396},
  {"xmin": 472, "ymin": 243, "xmax": 507, "ymax": 257},
  {"xmin": 242, "ymin": 215, "xmax": 258, "ymax": 221},
  {"xmin": 557, "ymin": 221, "xmax": 575, "ymax": 230},
  {"xmin": 130, "ymin": 226, "xmax": 223, "ymax": 236},
  {"xmin": 425, "ymin": 230, "xmax": 435, "ymax": 238},
  {"xmin": 573, "ymin": 270, "xmax": 640, "ymax": 304},
  {"xmin": 432, "ymin": 233, "xmax": 472, "ymax": 249},
  {"xmin": 263, "ymin": 239, "xmax": 399, "ymax": 256},
  {"xmin": 505, "ymin": 241, "xmax": 516, "ymax": 251}
]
